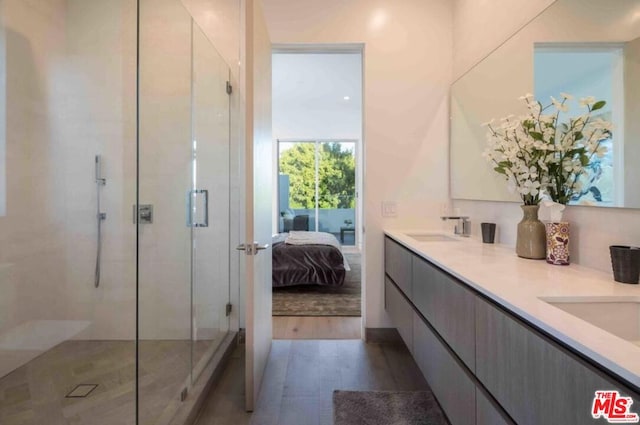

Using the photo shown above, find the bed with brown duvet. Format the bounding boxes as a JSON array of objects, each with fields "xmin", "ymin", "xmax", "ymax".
[{"xmin": 272, "ymin": 231, "xmax": 347, "ymax": 287}]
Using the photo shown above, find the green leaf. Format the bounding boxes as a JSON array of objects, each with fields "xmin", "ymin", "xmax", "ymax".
[
  {"xmin": 592, "ymin": 100, "xmax": 606, "ymax": 111},
  {"xmin": 569, "ymin": 148, "xmax": 585, "ymax": 156},
  {"xmin": 493, "ymin": 167, "xmax": 507, "ymax": 175},
  {"xmin": 580, "ymin": 155, "xmax": 590, "ymax": 166},
  {"xmin": 529, "ymin": 131, "xmax": 543, "ymax": 141}
]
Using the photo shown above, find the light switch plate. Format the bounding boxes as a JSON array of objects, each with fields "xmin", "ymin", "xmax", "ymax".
[{"xmin": 381, "ymin": 201, "xmax": 397, "ymax": 217}]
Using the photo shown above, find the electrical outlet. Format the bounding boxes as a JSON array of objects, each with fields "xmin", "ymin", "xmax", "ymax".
[{"xmin": 381, "ymin": 201, "xmax": 397, "ymax": 217}]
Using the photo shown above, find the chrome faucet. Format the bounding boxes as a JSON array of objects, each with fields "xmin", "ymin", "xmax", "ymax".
[{"xmin": 441, "ymin": 216, "xmax": 471, "ymax": 237}]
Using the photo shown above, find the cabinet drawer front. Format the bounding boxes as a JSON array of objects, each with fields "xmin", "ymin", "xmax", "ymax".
[
  {"xmin": 385, "ymin": 277, "xmax": 413, "ymax": 352},
  {"xmin": 413, "ymin": 313, "xmax": 475, "ymax": 425},
  {"xmin": 476, "ymin": 388, "xmax": 514, "ymax": 425},
  {"xmin": 413, "ymin": 257, "xmax": 475, "ymax": 371},
  {"xmin": 476, "ymin": 298, "xmax": 640, "ymax": 425},
  {"xmin": 412, "ymin": 256, "xmax": 438, "ymax": 321},
  {"xmin": 384, "ymin": 237, "xmax": 412, "ymax": 297}
]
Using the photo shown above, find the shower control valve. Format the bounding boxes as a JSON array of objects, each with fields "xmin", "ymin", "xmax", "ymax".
[{"xmin": 133, "ymin": 204, "xmax": 153, "ymax": 224}]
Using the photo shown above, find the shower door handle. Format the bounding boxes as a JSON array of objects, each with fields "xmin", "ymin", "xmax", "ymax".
[{"xmin": 186, "ymin": 189, "xmax": 209, "ymax": 228}]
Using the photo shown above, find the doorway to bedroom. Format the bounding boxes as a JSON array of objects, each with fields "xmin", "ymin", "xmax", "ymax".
[{"xmin": 271, "ymin": 48, "xmax": 363, "ymax": 339}]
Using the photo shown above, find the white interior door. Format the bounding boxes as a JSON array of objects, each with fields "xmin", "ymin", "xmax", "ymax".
[{"xmin": 242, "ymin": 0, "xmax": 272, "ymax": 411}]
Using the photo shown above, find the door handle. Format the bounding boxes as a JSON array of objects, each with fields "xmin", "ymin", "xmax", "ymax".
[
  {"xmin": 236, "ymin": 242, "xmax": 269, "ymax": 255},
  {"xmin": 187, "ymin": 189, "xmax": 209, "ymax": 228}
]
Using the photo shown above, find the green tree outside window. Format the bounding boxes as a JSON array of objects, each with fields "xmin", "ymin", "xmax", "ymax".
[{"xmin": 279, "ymin": 142, "xmax": 356, "ymax": 210}]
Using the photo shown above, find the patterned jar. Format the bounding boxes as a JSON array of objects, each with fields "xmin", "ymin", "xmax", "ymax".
[{"xmin": 545, "ymin": 222, "xmax": 570, "ymax": 265}]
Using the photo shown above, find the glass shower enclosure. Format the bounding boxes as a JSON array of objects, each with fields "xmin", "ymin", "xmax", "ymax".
[{"xmin": 0, "ymin": 0, "xmax": 236, "ymax": 424}]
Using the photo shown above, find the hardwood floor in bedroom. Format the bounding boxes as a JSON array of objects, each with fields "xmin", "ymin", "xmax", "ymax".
[{"xmin": 272, "ymin": 316, "xmax": 361, "ymax": 339}]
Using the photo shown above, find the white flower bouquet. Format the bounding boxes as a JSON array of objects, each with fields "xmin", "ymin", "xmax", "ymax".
[{"xmin": 483, "ymin": 93, "xmax": 612, "ymax": 205}]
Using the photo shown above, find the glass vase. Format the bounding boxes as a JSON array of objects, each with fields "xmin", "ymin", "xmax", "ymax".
[{"xmin": 516, "ymin": 205, "xmax": 546, "ymax": 259}]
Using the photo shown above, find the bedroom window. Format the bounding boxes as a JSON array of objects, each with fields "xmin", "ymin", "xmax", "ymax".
[{"xmin": 278, "ymin": 140, "xmax": 357, "ymax": 245}]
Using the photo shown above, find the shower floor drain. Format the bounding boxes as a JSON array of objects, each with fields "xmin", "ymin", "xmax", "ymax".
[{"xmin": 65, "ymin": 384, "xmax": 98, "ymax": 398}]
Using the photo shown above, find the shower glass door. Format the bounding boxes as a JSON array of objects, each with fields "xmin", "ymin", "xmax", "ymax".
[
  {"xmin": 190, "ymin": 23, "xmax": 231, "ymax": 381},
  {"xmin": 138, "ymin": 1, "xmax": 192, "ymax": 423},
  {"xmin": 138, "ymin": 0, "xmax": 232, "ymax": 423}
]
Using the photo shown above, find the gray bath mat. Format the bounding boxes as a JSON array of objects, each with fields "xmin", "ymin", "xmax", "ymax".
[{"xmin": 333, "ymin": 390, "xmax": 447, "ymax": 425}]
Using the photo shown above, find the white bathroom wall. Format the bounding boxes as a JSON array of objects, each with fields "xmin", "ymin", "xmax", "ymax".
[
  {"xmin": 452, "ymin": 0, "xmax": 640, "ymax": 274},
  {"xmin": 181, "ymin": 0, "xmax": 241, "ymax": 81},
  {"xmin": 0, "ymin": 0, "xmax": 69, "ymax": 335},
  {"xmin": 61, "ymin": 0, "xmax": 137, "ymax": 340},
  {"xmin": 452, "ymin": 0, "xmax": 556, "ymax": 81},
  {"xmin": 0, "ymin": 0, "xmax": 137, "ymax": 344},
  {"xmin": 262, "ymin": 0, "xmax": 453, "ymax": 328}
]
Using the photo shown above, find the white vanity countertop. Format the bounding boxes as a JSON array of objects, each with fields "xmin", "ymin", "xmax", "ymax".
[{"xmin": 384, "ymin": 229, "xmax": 640, "ymax": 390}]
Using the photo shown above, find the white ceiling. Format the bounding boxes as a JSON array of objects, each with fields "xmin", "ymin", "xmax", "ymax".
[{"xmin": 272, "ymin": 53, "xmax": 362, "ymax": 113}]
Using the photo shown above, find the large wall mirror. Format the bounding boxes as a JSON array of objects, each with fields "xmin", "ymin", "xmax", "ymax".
[{"xmin": 451, "ymin": 0, "xmax": 640, "ymax": 208}]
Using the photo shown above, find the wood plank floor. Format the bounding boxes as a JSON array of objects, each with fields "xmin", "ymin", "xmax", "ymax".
[
  {"xmin": 194, "ymin": 339, "xmax": 430, "ymax": 425},
  {"xmin": 0, "ymin": 337, "xmax": 224, "ymax": 425},
  {"xmin": 272, "ymin": 316, "xmax": 362, "ymax": 339}
]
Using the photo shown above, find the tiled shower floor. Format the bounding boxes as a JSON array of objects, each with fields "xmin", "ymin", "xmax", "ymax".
[{"xmin": 0, "ymin": 338, "xmax": 222, "ymax": 425}]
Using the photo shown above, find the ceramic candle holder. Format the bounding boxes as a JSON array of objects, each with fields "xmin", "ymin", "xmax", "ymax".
[
  {"xmin": 610, "ymin": 245, "xmax": 640, "ymax": 284},
  {"xmin": 545, "ymin": 222, "xmax": 570, "ymax": 265}
]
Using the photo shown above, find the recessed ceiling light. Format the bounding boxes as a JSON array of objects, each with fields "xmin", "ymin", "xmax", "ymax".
[
  {"xmin": 369, "ymin": 8, "xmax": 388, "ymax": 31},
  {"xmin": 343, "ymin": 96, "xmax": 350, "ymax": 101}
]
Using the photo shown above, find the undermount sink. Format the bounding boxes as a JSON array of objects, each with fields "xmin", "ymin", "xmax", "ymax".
[
  {"xmin": 405, "ymin": 233, "xmax": 459, "ymax": 242},
  {"xmin": 540, "ymin": 296, "xmax": 640, "ymax": 346}
]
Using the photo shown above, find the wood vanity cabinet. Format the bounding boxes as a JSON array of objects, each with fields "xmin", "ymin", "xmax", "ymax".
[
  {"xmin": 384, "ymin": 236, "xmax": 640, "ymax": 425},
  {"xmin": 384, "ymin": 237, "xmax": 412, "ymax": 297},
  {"xmin": 385, "ymin": 238, "xmax": 480, "ymax": 425},
  {"xmin": 476, "ymin": 387, "xmax": 512, "ymax": 425},
  {"xmin": 384, "ymin": 276, "xmax": 413, "ymax": 351},
  {"xmin": 412, "ymin": 256, "xmax": 475, "ymax": 371},
  {"xmin": 413, "ymin": 312, "xmax": 476, "ymax": 425},
  {"xmin": 475, "ymin": 297, "xmax": 640, "ymax": 425}
]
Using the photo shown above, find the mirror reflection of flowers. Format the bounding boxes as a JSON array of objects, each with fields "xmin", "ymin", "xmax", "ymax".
[
  {"xmin": 540, "ymin": 93, "xmax": 612, "ymax": 204},
  {"xmin": 482, "ymin": 93, "xmax": 612, "ymax": 205}
]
